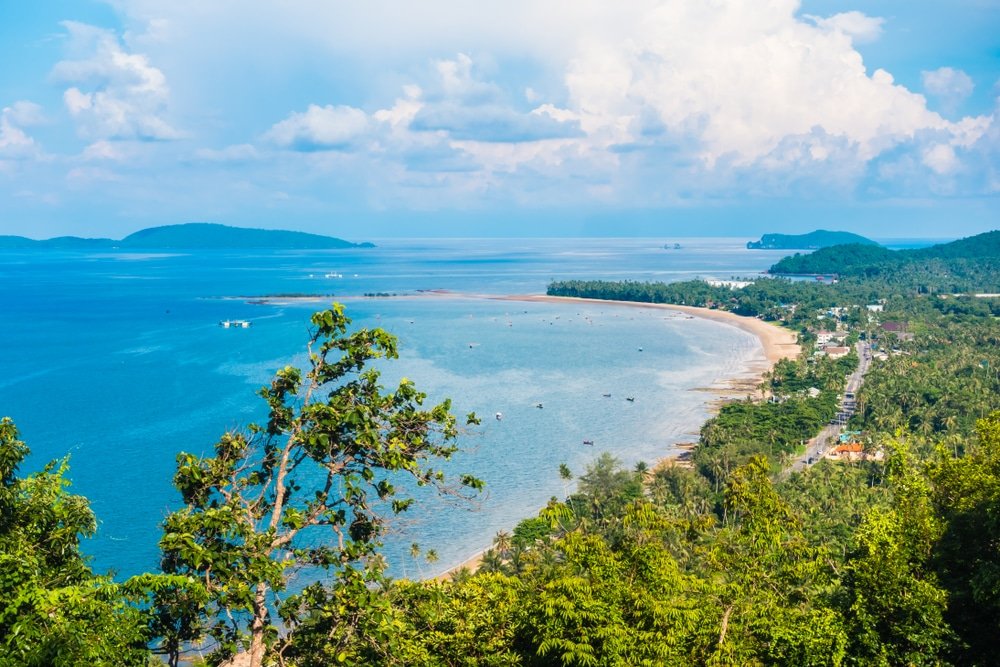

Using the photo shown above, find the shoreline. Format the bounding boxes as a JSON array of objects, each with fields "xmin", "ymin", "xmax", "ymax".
[{"xmin": 420, "ymin": 292, "xmax": 800, "ymax": 581}]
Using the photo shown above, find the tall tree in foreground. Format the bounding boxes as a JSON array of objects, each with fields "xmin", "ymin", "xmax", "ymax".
[{"xmin": 154, "ymin": 305, "xmax": 482, "ymax": 666}]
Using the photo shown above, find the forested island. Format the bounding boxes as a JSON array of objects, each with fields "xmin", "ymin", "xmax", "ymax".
[
  {"xmin": 3, "ymin": 231, "xmax": 1000, "ymax": 665},
  {"xmin": 768, "ymin": 230, "xmax": 1000, "ymax": 286},
  {"xmin": 746, "ymin": 229, "xmax": 878, "ymax": 250},
  {"xmin": 0, "ymin": 222, "xmax": 374, "ymax": 250}
]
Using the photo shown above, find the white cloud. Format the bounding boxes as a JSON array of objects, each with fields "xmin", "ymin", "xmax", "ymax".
[
  {"xmin": 4, "ymin": 101, "xmax": 46, "ymax": 127},
  {"xmin": 79, "ymin": 1, "xmax": 999, "ymax": 205},
  {"xmin": 922, "ymin": 67, "xmax": 975, "ymax": 114},
  {"xmin": 265, "ymin": 104, "xmax": 369, "ymax": 151},
  {"xmin": 193, "ymin": 144, "xmax": 260, "ymax": 162},
  {"xmin": 81, "ymin": 140, "xmax": 128, "ymax": 161},
  {"xmin": 52, "ymin": 21, "xmax": 182, "ymax": 141},
  {"xmin": 806, "ymin": 11, "xmax": 885, "ymax": 43},
  {"xmin": 0, "ymin": 104, "xmax": 40, "ymax": 160},
  {"xmin": 922, "ymin": 143, "xmax": 959, "ymax": 174}
]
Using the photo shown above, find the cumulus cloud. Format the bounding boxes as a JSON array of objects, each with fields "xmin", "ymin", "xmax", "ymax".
[
  {"xmin": 97, "ymin": 1, "xmax": 997, "ymax": 205},
  {"xmin": 922, "ymin": 67, "xmax": 975, "ymax": 115},
  {"xmin": 4, "ymin": 101, "xmax": 46, "ymax": 127},
  {"xmin": 806, "ymin": 11, "xmax": 885, "ymax": 43},
  {"xmin": 922, "ymin": 143, "xmax": 959, "ymax": 175},
  {"xmin": 52, "ymin": 21, "xmax": 181, "ymax": 141},
  {"xmin": 407, "ymin": 55, "xmax": 582, "ymax": 142},
  {"xmin": 265, "ymin": 104, "xmax": 369, "ymax": 151},
  {"xmin": 0, "ymin": 103, "xmax": 41, "ymax": 160},
  {"xmin": 561, "ymin": 4, "xmax": 972, "ymax": 170}
]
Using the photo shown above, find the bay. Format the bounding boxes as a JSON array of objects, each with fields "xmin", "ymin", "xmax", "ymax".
[{"xmin": 0, "ymin": 237, "xmax": 789, "ymax": 578}]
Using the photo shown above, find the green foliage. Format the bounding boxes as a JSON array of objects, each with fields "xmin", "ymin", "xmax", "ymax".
[
  {"xmin": 925, "ymin": 411, "xmax": 1000, "ymax": 663},
  {"xmin": 769, "ymin": 231, "xmax": 1000, "ymax": 293},
  {"xmin": 0, "ymin": 418, "xmax": 150, "ymax": 666},
  {"xmin": 151, "ymin": 304, "xmax": 482, "ymax": 666}
]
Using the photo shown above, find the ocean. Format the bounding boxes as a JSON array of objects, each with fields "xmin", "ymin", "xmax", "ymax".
[{"xmin": 0, "ymin": 237, "xmax": 790, "ymax": 578}]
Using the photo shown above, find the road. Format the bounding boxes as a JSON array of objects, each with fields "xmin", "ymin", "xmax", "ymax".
[{"xmin": 785, "ymin": 340, "xmax": 872, "ymax": 474}]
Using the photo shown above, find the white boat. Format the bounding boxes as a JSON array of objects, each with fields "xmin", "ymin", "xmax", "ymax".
[
  {"xmin": 220, "ymin": 319, "xmax": 252, "ymax": 328},
  {"xmin": 495, "ymin": 412, "xmax": 503, "ymax": 421},
  {"xmin": 324, "ymin": 272, "xmax": 343, "ymax": 278}
]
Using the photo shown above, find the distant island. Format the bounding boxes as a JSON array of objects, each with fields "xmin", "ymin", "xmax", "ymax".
[
  {"xmin": 747, "ymin": 230, "xmax": 878, "ymax": 250},
  {"xmin": 768, "ymin": 230, "xmax": 999, "ymax": 282},
  {"xmin": 0, "ymin": 223, "xmax": 374, "ymax": 250}
]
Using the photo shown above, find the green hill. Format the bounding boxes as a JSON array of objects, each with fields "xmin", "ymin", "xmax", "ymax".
[
  {"xmin": 0, "ymin": 223, "xmax": 373, "ymax": 250},
  {"xmin": 747, "ymin": 230, "xmax": 878, "ymax": 250},
  {"xmin": 768, "ymin": 230, "xmax": 1000, "ymax": 291}
]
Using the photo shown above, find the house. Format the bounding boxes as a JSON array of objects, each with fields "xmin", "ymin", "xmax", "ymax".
[
  {"xmin": 824, "ymin": 345, "xmax": 851, "ymax": 359},
  {"xmin": 816, "ymin": 330, "xmax": 839, "ymax": 345},
  {"xmin": 826, "ymin": 432, "xmax": 883, "ymax": 462},
  {"xmin": 827, "ymin": 443, "xmax": 864, "ymax": 461},
  {"xmin": 881, "ymin": 321, "xmax": 915, "ymax": 342},
  {"xmin": 866, "ymin": 304, "xmax": 884, "ymax": 313}
]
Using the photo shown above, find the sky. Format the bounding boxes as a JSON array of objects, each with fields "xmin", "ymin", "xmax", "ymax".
[{"xmin": 0, "ymin": 0, "xmax": 998, "ymax": 239}]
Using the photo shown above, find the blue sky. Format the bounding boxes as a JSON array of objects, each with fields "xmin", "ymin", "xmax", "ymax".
[{"xmin": 0, "ymin": 1, "xmax": 997, "ymax": 239}]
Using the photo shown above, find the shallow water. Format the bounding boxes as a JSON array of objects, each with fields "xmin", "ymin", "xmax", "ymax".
[{"xmin": 0, "ymin": 238, "xmax": 786, "ymax": 577}]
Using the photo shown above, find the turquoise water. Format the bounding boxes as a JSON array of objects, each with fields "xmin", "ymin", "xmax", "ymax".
[{"xmin": 0, "ymin": 238, "xmax": 787, "ymax": 578}]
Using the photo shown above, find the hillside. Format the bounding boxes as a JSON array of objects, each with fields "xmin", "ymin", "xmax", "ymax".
[
  {"xmin": 747, "ymin": 229, "xmax": 878, "ymax": 250},
  {"xmin": 0, "ymin": 223, "xmax": 373, "ymax": 250},
  {"xmin": 768, "ymin": 230, "xmax": 1000, "ymax": 291}
]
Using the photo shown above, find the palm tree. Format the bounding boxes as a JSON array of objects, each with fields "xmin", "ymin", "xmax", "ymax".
[
  {"xmin": 558, "ymin": 463, "xmax": 573, "ymax": 498},
  {"xmin": 492, "ymin": 530, "xmax": 512, "ymax": 560}
]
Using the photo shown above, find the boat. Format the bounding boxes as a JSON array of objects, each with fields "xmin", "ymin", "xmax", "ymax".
[
  {"xmin": 602, "ymin": 393, "xmax": 612, "ymax": 398},
  {"xmin": 626, "ymin": 396, "xmax": 635, "ymax": 402},
  {"xmin": 324, "ymin": 272, "xmax": 343, "ymax": 278},
  {"xmin": 495, "ymin": 412, "xmax": 503, "ymax": 421},
  {"xmin": 582, "ymin": 439, "xmax": 594, "ymax": 446},
  {"xmin": 638, "ymin": 347, "xmax": 643, "ymax": 352},
  {"xmin": 220, "ymin": 319, "xmax": 251, "ymax": 328},
  {"xmin": 535, "ymin": 403, "xmax": 544, "ymax": 409}
]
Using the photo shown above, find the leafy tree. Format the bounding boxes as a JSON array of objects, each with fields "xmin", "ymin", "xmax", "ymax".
[
  {"xmin": 152, "ymin": 305, "xmax": 482, "ymax": 666},
  {"xmin": 927, "ymin": 411, "xmax": 1000, "ymax": 663},
  {"xmin": 0, "ymin": 417, "xmax": 150, "ymax": 666}
]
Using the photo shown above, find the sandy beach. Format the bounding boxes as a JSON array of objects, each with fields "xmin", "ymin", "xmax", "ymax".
[{"xmin": 428, "ymin": 292, "xmax": 800, "ymax": 581}]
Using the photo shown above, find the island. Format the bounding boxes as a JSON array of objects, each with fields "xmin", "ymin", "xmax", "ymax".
[
  {"xmin": 746, "ymin": 229, "xmax": 878, "ymax": 250},
  {"xmin": 768, "ymin": 230, "xmax": 999, "ymax": 284},
  {"xmin": 0, "ymin": 222, "xmax": 374, "ymax": 250}
]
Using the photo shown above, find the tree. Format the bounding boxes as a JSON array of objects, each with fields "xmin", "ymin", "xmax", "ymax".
[
  {"xmin": 0, "ymin": 418, "xmax": 150, "ymax": 666},
  {"xmin": 153, "ymin": 305, "xmax": 483, "ymax": 666}
]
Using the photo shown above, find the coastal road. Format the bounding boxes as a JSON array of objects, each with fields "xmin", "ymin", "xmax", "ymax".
[{"xmin": 785, "ymin": 340, "xmax": 872, "ymax": 474}]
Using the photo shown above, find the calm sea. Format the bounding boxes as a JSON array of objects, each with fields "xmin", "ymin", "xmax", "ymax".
[{"xmin": 0, "ymin": 237, "xmax": 789, "ymax": 578}]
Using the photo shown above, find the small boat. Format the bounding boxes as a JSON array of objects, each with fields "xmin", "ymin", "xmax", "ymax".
[
  {"xmin": 638, "ymin": 347, "xmax": 643, "ymax": 352},
  {"xmin": 602, "ymin": 393, "xmax": 612, "ymax": 398},
  {"xmin": 626, "ymin": 397, "xmax": 635, "ymax": 402},
  {"xmin": 324, "ymin": 272, "xmax": 343, "ymax": 278},
  {"xmin": 220, "ymin": 319, "xmax": 251, "ymax": 328},
  {"xmin": 535, "ymin": 403, "xmax": 544, "ymax": 409},
  {"xmin": 495, "ymin": 412, "xmax": 503, "ymax": 421},
  {"xmin": 582, "ymin": 439, "xmax": 594, "ymax": 446}
]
